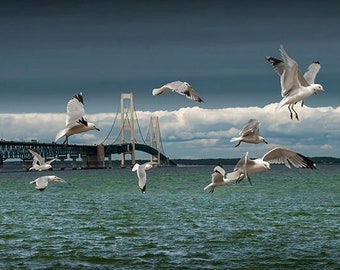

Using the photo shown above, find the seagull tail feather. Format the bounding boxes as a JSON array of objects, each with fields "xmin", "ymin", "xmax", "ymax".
[
  {"xmin": 276, "ymin": 98, "xmax": 288, "ymax": 111},
  {"xmin": 203, "ymin": 183, "xmax": 212, "ymax": 190},
  {"xmin": 230, "ymin": 137, "xmax": 240, "ymax": 142},
  {"xmin": 152, "ymin": 88, "xmax": 162, "ymax": 96}
]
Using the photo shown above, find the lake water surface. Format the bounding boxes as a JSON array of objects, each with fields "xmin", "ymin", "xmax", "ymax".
[{"xmin": 0, "ymin": 164, "xmax": 339, "ymax": 269}]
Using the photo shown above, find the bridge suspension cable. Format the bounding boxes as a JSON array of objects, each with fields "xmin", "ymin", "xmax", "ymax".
[
  {"xmin": 133, "ymin": 105, "xmax": 147, "ymax": 145},
  {"xmin": 158, "ymin": 124, "xmax": 166, "ymax": 155},
  {"xmin": 100, "ymin": 106, "xmax": 120, "ymax": 145}
]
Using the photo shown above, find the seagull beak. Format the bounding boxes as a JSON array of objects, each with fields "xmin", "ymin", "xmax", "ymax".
[
  {"xmin": 96, "ymin": 128, "xmax": 100, "ymax": 131},
  {"xmin": 315, "ymin": 88, "xmax": 325, "ymax": 94}
]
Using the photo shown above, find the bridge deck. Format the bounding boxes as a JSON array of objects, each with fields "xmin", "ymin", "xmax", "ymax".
[{"xmin": 0, "ymin": 141, "xmax": 176, "ymax": 167}]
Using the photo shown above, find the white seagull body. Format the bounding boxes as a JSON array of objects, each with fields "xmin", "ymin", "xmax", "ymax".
[
  {"xmin": 266, "ymin": 45, "xmax": 324, "ymax": 120},
  {"xmin": 226, "ymin": 147, "xmax": 316, "ymax": 185},
  {"xmin": 230, "ymin": 119, "xmax": 268, "ymax": 147},
  {"xmin": 203, "ymin": 164, "xmax": 235, "ymax": 193},
  {"xmin": 152, "ymin": 80, "xmax": 203, "ymax": 103},
  {"xmin": 28, "ymin": 149, "xmax": 57, "ymax": 171},
  {"xmin": 132, "ymin": 162, "xmax": 157, "ymax": 193},
  {"xmin": 55, "ymin": 92, "xmax": 100, "ymax": 146},
  {"xmin": 30, "ymin": 175, "xmax": 67, "ymax": 191}
]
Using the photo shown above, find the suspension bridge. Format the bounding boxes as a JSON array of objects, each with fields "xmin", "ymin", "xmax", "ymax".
[{"xmin": 0, "ymin": 93, "xmax": 176, "ymax": 170}]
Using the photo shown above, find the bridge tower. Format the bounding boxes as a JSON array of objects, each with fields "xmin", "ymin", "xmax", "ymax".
[
  {"xmin": 120, "ymin": 93, "xmax": 135, "ymax": 167},
  {"xmin": 149, "ymin": 116, "xmax": 161, "ymax": 165}
]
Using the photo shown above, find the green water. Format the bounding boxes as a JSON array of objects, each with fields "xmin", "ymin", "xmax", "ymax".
[{"xmin": 0, "ymin": 165, "xmax": 339, "ymax": 269}]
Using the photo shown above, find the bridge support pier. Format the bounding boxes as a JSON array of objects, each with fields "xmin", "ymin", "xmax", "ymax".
[
  {"xmin": 149, "ymin": 116, "xmax": 161, "ymax": 165},
  {"xmin": 71, "ymin": 156, "xmax": 78, "ymax": 170},
  {"xmin": 81, "ymin": 145, "xmax": 105, "ymax": 169},
  {"xmin": 120, "ymin": 142, "xmax": 135, "ymax": 168},
  {"xmin": 59, "ymin": 155, "xmax": 66, "ymax": 170},
  {"xmin": 107, "ymin": 154, "xmax": 113, "ymax": 168}
]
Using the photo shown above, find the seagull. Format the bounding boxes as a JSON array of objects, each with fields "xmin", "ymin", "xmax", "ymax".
[
  {"xmin": 230, "ymin": 119, "xmax": 268, "ymax": 147},
  {"xmin": 226, "ymin": 147, "xmax": 317, "ymax": 186},
  {"xmin": 28, "ymin": 149, "xmax": 57, "ymax": 171},
  {"xmin": 30, "ymin": 175, "xmax": 67, "ymax": 191},
  {"xmin": 55, "ymin": 92, "xmax": 100, "ymax": 146},
  {"xmin": 266, "ymin": 45, "xmax": 324, "ymax": 120},
  {"xmin": 132, "ymin": 162, "xmax": 157, "ymax": 193},
  {"xmin": 152, "ymin": 81, "xmax": 204, "ymax": 102},
  {"xmin": 203, "ymin": 163, "xmax": 235, "ymax": 193}
]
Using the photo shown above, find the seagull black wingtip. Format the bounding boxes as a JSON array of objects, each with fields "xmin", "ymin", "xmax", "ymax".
[
  {"xmin": 266, "ymin": 56, "xmax": 282, "ymax": 65},
  {"xmin": 140, "ymin": 185, "xmax": 146, "ymax": 193},
  {"xmin": 73, "ymin": 92, "xmax": 84, "ymax": 104},
  {"xmin": 297, "ymin": 153, "xmax": 317, "ymax": 170}
]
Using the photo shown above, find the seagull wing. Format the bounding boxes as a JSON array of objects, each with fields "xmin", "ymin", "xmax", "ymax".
[
  {"xmin": 29, "ymin": 149, "xmax": 45, "ymax": 165},
  {"xmin": 29, "ymin": 156, "xmax": 40, "ymax": 170},
  {"xmin": 180, "ymin": 81, "xmax": 203, "ymax": 102},
  {"xmin": 225, "ymin": 170, "xmax": 245, "ymax": 182},
  {"xmin": 203, "ymin": 165, "xmax": 226, "ymax": 191},
  {"xmin": 211, "ymin": 171, "xmax": 224, "ymax": 185},
  {"xmin": 229, "ymin": 152, "xmax": 251, "ymax": 182},
  {"xmin": 233, "ymin": 153, "xmax": 248, "ymax": 171},
  {"xmin": 270, "ymin": 49, "xmax": 309, "ymax": 88},
  {"xmin": 209, "ymin": 164, "xmax": 226, "ymax": 185},
  {"xmin": 32, "ymin": 176, "xmax": 49, "ymax": 190},
  {"xmin": 137, "ymin": 167, "xmax": 147, "ymax": 192},
  {"xmin": 142, "ymin": 161, "xmax": 157, "ymax": 171},
  {"xmin": 262, "ymin": 147, "xmax": 316, "ymax": 169},
  {"xmin": 297, "ymin": 70, "xmax": 310, "ymax": 87},
  {"xmin": 303, "ymin": 61, "xmax": 321, "ymax": 84},
  {"xmin": 32, "ymin": 156, "xmax": 40, "ymax": 166},
  {"xmin": 213, "ymin": 164, "xmax": 226, "ymax": 176},
  {"xmin": 239, "ymin": 119, "xmax": 260, "ymax": 137},
  {"xmin": 65, "ymin": 92, "xmax": 86, "ymax": 128},
  {"xmin": 266, "ymin": 56, "xmax": 285, "ymax": 77},
  {"xmin": 279, "ymin": 45, "xmax": 309, "ymax": 96},
  {"xmin": 46, "ymin": 158, "xmax": 57, "ymax": 165}
]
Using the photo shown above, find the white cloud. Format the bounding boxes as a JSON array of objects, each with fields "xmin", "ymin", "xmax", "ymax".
[{"xmin": 0, "ymin": 104, "xmax": 339, "ymax": 159}]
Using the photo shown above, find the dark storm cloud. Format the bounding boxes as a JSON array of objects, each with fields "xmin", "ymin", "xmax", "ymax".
[{"xmin": 0, "ymin": 0, "xmax": 339, "ymax": 113}]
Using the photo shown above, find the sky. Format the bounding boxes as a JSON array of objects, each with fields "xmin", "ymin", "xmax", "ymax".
[{"xmin": 0, "ymin": 0, "xmax": 339, "ymax": 159}]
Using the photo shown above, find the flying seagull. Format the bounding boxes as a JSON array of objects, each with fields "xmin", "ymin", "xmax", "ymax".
[
  {"xmin": 30, "ymin": 175, "xmax": 67, "ymax": 191},
  {"xmin": 226, "ymin": 147, "xmax": 316, "ymax": 186},
  {"xmin": 152, "ymin": 81, "xmax": 204, "ymax": 102},
  {"xmin": 28, "ymin": 149, "xmax": 57, "ymax": 171},
  {"xmin": 230, "ymin": 119, "xmax": 268, "ymax": 147},
  {"xmin": 55, "ymin": 92, "xmax": 100, "ymax": 146},
  {"xmin": 132, "ymin": 162, "xmax": 157, "ymax": 193},
  {"xmin": 266, "ymin": 45, "xmax": 324, "ymax": 120},
  {"xmin": 203, "ymin": 163, "xmax": 235, "ymax": 193}
]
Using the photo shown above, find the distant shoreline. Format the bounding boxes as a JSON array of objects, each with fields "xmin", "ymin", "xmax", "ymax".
[{"xmin": 171, "ymin": 157, "xmax": 340, "ymax": 166}]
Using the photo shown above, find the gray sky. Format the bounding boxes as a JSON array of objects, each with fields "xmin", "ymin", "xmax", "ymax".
[{"xmin": 0, "ymin": 0, "xmax": 339, "ymax": 158}]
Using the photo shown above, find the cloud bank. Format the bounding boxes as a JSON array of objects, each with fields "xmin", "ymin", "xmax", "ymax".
[{"xmin": 0, "ymin": 104, "xmax": 339, "ymax": 159}]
